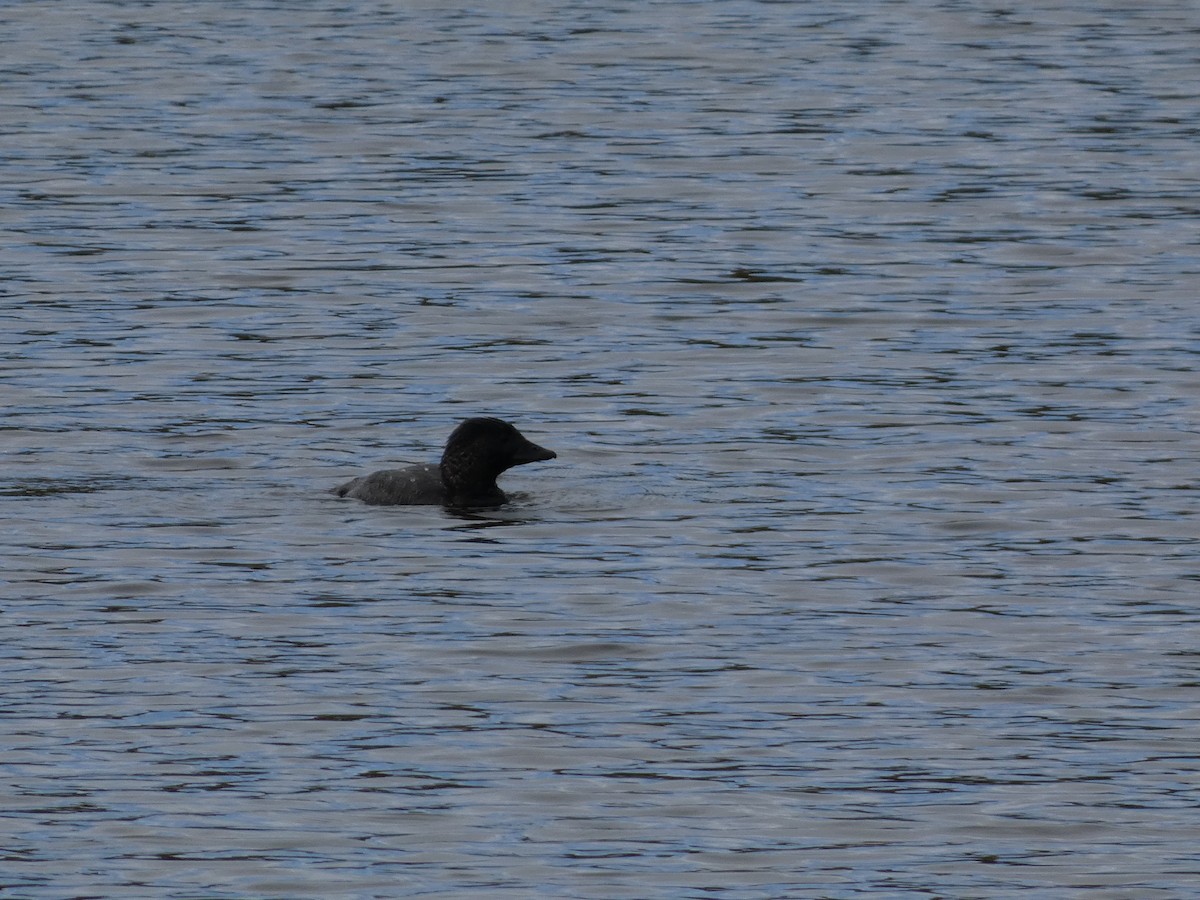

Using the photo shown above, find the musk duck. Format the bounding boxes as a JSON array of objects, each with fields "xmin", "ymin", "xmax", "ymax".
[{"xmin": 333, "ymin": 417, "xmax": 556, "ymax": 507}]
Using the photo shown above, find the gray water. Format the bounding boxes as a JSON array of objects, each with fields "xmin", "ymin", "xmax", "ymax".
[{"xmin": 3, "ymin": 1, "xmax": 1199, "ymax": 897}]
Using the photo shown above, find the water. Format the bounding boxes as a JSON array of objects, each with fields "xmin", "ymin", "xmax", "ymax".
[{"xmin": 3, "ymin": 1, "xmax": 1199, "ymax": 897}]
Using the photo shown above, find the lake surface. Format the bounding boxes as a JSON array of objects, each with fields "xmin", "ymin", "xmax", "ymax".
[{"xmin": 3, "ymin": 1, "xmax": 1199, "ymax": 897}]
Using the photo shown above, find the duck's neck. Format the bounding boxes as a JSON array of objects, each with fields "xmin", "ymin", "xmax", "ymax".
[{"xmin": 440, "ymin": 457, "xmax": 505, "ymax": 507}]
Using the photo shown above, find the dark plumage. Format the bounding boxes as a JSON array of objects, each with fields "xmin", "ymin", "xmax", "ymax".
[{"xmin": 333, "ymin": 417, "xmax": 556, "ymax": 507}]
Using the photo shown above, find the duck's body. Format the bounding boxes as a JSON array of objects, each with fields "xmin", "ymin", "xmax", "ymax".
[
  {"xmin": 333, "ymin": 417, "xmax": 555, "ymax": 507},
  {"xmin": 333, "ymin": 462, "xmax": 448, "ymax": 506}
]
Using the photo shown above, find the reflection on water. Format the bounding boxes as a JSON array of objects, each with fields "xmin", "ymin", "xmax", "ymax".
[{"xmin": 3, "ymin": 0, "xmax": 1199, "ymax": 897}]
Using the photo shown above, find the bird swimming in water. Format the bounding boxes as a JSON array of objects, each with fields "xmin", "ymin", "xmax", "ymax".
[{"xmin": 333, "ymin": 417, "xmax": 556, "ymax": 507}]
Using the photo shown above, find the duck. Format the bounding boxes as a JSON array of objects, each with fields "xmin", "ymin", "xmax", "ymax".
[{"xmin": 333, "ymin": 417, "xmax": 556, "ymax": 507}]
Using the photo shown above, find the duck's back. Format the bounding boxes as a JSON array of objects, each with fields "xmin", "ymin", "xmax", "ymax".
[{"xmin": 333, "ymin": 463, "xmax": 446, "ymax": 506}]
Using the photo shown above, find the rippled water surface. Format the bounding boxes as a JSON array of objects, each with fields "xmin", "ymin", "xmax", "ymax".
[{"xmin": 3, "ymin": 1, "xmax": 1200, "ymax": 897}]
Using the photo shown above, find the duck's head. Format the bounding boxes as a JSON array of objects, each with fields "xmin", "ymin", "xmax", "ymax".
[{"xmin": 440, "ymin": 417, "xmax": 556, "ymax": 503}]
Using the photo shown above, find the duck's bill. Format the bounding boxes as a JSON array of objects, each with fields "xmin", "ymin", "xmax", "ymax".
[{"xmin": 513, "ymin": 441, "xmax": 556, "ymax": 464}]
